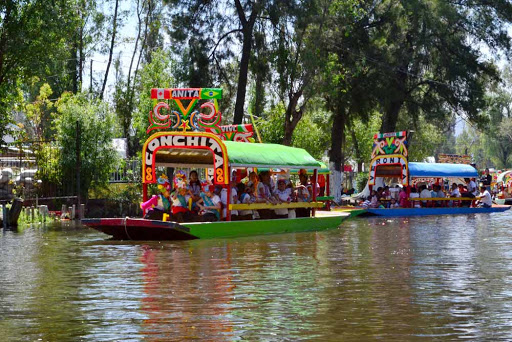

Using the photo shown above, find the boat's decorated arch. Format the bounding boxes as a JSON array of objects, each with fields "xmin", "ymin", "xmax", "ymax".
[
  {"xmin": 368, "ymin": 131, "xmax": 409, "ymax": 186},
  {"xmin": 142, "ymin": 131, "xmax": 229, "ymax": 185},
  {"xmin": 148, "ymin": 87, "xmax": 255, "ymax": 142}
]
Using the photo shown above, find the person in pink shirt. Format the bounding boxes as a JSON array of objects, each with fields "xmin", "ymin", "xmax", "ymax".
[{"xmin": 399, "ymin": 187, "xmax": 408, "ymax": 208}]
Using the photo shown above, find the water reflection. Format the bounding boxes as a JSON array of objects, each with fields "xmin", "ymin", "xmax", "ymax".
[{"xmin": 0, "ymin": 212, "xmax": 512, "ymax": 341}]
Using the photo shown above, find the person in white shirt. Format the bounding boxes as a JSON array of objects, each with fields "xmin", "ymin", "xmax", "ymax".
[
  {"xmin": 467, "ymin": 178, "xmax": 478, "ymax": 196},
  {"xmin": 221, "ymin": 180, "xmax": 238, "ymax": 220},
  {"xmin": 273, "ymin": 179, "xmax": 292, "ymax": 218},
  {"xmin": 477, "ymin": 185, "xmax": 492, "ymax": 208},
  {"xmin": 237, "ymin": 183, "xmax": 254, "ymax": 220},
  {"xmin": 419, "ymin": 185, "xmax": 431, "ymax": 207},
  {"xmin": 409, "ymin": 187, "xmax": 421, "ymax": 208},
  {"xmin": 449, "ymin": 183, "xmax": 461, "ymax": 207}
]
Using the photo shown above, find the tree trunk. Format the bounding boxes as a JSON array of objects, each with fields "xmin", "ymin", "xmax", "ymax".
[
  {"xmin": 78, "ymin": 16, "xmax": 84, "ymax": 90},
  {"xmin": 254, "ymin": 66, "xmax": 265, "ymax": 116},
  {"xmin": 100, "ymin": 0, "xmax": 119, "ymax": 100},
  {"xmin": 233, "ymin": 27, "xmax": 254, "ymax": 124},
  {"xmin": 349, "ymin": 124, "xmax": 363, "ymax": 172},
  {"xmin": 232, "ymin": 0, "xmax": 259, "ymax": 125},
  {"xmin": 71, "ymin": 38, "xmax": 78, "ymax": 93},
  {"xmin": 329, "ymin": 110, "xmax": 345, "ymax": 203},
  {"xmin": 380, "ymin": 98, "xmax": 404, "ymax": 133},
  {"xmin": 282, "ymin": 91, "xmax": 304, "ymax": 146}
]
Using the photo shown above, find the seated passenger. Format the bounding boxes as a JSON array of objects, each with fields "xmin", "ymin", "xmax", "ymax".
[
  {"xmin": 197, "ymin": 185, "xmax": 222, "ymax": 222},
  {"xmin": 273, "ymin": 179, "xmax": 292, "ymax": 219},
  {"xmin": 419, "ymin": 185, "xmax": 431, "ymax": 207},
  {"xmin": 399, "ymin": 187, "xmax": 408, "ymax": 208},
  {"xmin": 434, "ymin": 185, "xmax": 446, "ymax": 207},
  {"xmin": 459, "ymin": 183, "xmax": 475, "ymax": 207},
  {"xmin": 409, "ymin": 187, "xmax": 421, "ymax": 208},
  {"xmin": 449, "ymin": 183, "xmax": 461, "ymax": 207},
  {"xmin": 476, "ymin": 185, "xmax": 492, "ymax": 208},
  {"xmin": 257, "ymin": 171, "xmax": 275, "ymax": 219},
  {"xmin": 188, "ymin": 170, "xmax": 203, "ymax": 204},
  {"xmin": 221, "ymin": 180, "xmax": 239, "ymax": 220},
  {"xmin": 382, "ymin": 186, "xmax": 391, "ymax": 200},
  {"xmin": 237, "ymin": 182, "xmax": 254, "ymax": 220},
  {"xmin": 295, "ymin": 169, "xmax": 312, "ymax": 217},
  {"xmin": 142, "ymin": 174, "xmax": 172, "ymax": 220},
  {"xmin": 389, "ymin": 198, "xmax": 399, "ymax": 208},
  {"xmin": 171, "ymin": 186, "xmax": 193, "ymax": 222}
]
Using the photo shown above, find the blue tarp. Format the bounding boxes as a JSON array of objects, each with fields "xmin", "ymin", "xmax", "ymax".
[{"xmin": 409, "ymin": 162, "xmax": 478, "ymax": 178}]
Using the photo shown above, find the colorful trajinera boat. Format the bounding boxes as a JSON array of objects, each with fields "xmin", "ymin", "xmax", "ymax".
[
  {"xmin": 495, "ymin": 170, "xmax": 512, "ymax": 205},
  {"xmin": 83, "ymin": 87, "xmax": 359, "ymax": 240},
  {"xmin": 362, "ymin": 131, "xmax": 511, "ymax": 217}
]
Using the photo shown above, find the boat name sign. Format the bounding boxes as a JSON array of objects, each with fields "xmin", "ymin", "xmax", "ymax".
[
  {"xmin": 368, "ymin": 154, "xmax": 408, "ymax": 185},
  {"xmin": 143, "ymin": 132, "xmax": 228, "ymax": 184}
]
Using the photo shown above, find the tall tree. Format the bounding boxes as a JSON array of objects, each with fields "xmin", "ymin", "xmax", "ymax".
[
  {"xmin": 165, "ymin": 0, "xmax": 272, "ymax": 123},
  {"xmin": 318, "ymin": 0, "xmax": 377, "ymax": 202},
  {"xmin": 270, "ymin": 0, "xmax": 326, "ymax": 145},
  {"xmin": 100, "ymin": 0, "xmax": 120, "ymax": 99},
  {"xmin": 0, "ymin": 0, "xmax": 82, "ymax": 141},
  {"xmin": 371, "ymin": 0, "xmax": 512, "ymax": 132}
]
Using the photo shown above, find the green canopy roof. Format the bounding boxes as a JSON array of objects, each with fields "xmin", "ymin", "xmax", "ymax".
[
  {"xmin": 290, "ymin": 161, "xmax": 329, "ymax": 174},
  {"xmin": 223, "ymin": 141, "xmax": 322, "ymax": 169}
]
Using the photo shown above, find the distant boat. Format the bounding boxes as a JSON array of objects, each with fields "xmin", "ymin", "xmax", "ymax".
[{"xmin": 361, "ymin": 131, "xmax": 511, "ymax": 217}]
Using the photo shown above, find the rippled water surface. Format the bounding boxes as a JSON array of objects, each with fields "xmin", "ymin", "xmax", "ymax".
[{"xmin": 2, "ymin": 212, "xmax": 512, "ymax": 341}]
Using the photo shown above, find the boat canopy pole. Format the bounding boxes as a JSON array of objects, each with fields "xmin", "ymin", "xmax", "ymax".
[
  {"xmin": 226, "ymin": 166, "xmax": 232, "ymax": 221},
  {"xmin": 312, "ymin": 169, "xmax": 318, "ymax": 217}
]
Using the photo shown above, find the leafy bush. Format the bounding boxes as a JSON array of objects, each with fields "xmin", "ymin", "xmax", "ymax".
[{"xmin": 356, "ymin": 172, "xmax": 368, "ymax": 192}]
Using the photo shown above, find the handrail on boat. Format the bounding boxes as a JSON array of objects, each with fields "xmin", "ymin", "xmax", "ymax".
[
  {"xmin": 229, "ymin": 202, "xmax": 325, "ymax": 210},
  {"xmin": 409, "ymin": 197, "xmax": 475, "ymax": 201}
]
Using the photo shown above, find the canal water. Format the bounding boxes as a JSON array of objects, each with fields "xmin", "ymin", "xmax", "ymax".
[{"xmin": 1, "ymin": 212, "xmax": 512, "ymax": 341}]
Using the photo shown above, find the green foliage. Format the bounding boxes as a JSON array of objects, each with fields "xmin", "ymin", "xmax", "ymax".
[
  {"xmin": 53, "ymin": 92, "xmax": 119, "ymax": 200},
  {"xmin": 256, "ymin": 102, "xmax": 329, "ymax": 159},
  {"xmin": 356, "ymin": 172, "xmax": 369, "ymax": 193},
  {"xmin": 345, "ymin": 113, "xmax": 382, "ymax": 165},
  {"xmin": 23, "ymin": 82, "xmax": 56, "ymax": 140},
  {"xmin": 132, "ymin": 49, "xmax": 177, "ymax": 150}
]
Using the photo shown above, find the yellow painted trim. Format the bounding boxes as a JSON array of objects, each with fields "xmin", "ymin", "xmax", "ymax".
[
  {"xmin": 369, "ymin": 154, "xmax": 409, "ymax": 186},
  {"xmin": 229, "ymin": 202, "xmax": 325, "ymax": 210},
  {"xmin": 409, "ymin": 197, "xmax": 474, "ymax": 201}
]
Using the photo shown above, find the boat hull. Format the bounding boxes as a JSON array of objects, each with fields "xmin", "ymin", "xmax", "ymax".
[
  {"xmin": 83, "ymin": 211, "xmax": 354, "ymax": 241},
  {"xmin": 362, "ymin": 205, "xmax": 511, "ymax": 217},
  {"xmin": 82, "ymin": 218, "xmax": 199, "ymax": 240}
]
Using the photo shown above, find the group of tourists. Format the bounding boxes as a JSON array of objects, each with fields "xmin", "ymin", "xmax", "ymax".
[
  {"xmin": 142, "ymin": 169, "xmax": 318, "ymax": 222},
  {"xmin": 363, "ymin": 177, "xmax": 493, "ymax": 209}
]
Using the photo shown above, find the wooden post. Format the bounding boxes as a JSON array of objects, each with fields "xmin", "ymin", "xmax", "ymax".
[
  {"xmin": 30, "ymin": 206, "xmax": 34, "ymax": 222},
  {"xmin": 226, "ymin": 168, "xmax": 232, "ymax": 221},
  {"xmin": 2, "ymin": 205, "xmax": 6, "ymax": 228},
  {"xmin": 76, "ymin": 121, "xmax": 81, "ymax": 213},
  {"xmin": 312, "ymin": 169, "xmax": 318, "ymax": 217},
  {"xmin": 80, "ymin": 204, "xmax": 85, "ymax": 220},
  {"xmin": 72, "ymin": 204, "xmax": 76, "ymax": 220},
  {"xmin": 143, "ymin": 183, "xmax": 148, "ymax": 202}
]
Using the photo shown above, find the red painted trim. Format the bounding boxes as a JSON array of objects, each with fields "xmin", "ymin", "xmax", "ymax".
[
  {"xmin": 226, "ymin": 169, "xmax": 232, "ymax": 221},
  {"xmin": 312, "ymin": 169, "xmax": 318, "ymax": 217}
]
